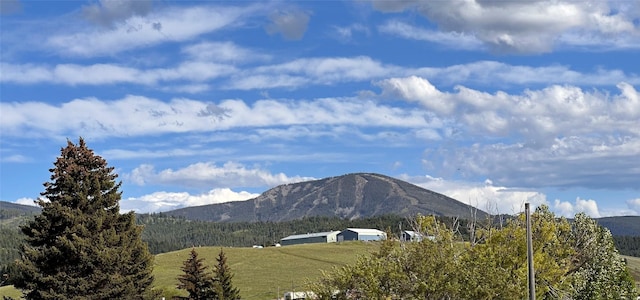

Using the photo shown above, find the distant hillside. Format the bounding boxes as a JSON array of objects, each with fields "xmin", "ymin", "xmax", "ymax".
[
  {"xmin": 596, "ymin": 216, "xmax": 640, "ymax": 237},
  {"xmin": 0, "ymin": 201, "xmax": 40, "ymax": 222},
  {"xmin": 164, "ymin": 173, "xmax": 487, "ymax": 222},
  {"xmin": 0, "ymin": 201, "xmax": 40, "ymax": 219}
]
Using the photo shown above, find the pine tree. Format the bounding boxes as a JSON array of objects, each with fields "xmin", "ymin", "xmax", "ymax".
[
  {"xmin": 177, "ymin": 248, "xmax": 214, "ymax": 299},
  {"xmin": 14, "ymin": 138, "xmax": 155, "ymax": 299},
  {"xmin": 212, "ymin": 248, "xmax": 241, "ymax": 300}
]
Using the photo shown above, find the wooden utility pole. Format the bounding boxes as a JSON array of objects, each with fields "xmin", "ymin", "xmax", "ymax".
[{"xmin": 526, "ymin": 203, "xmax": 535, "ymax": 300}]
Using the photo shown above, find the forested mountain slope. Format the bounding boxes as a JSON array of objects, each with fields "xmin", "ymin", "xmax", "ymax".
[
  {"xmin": 596, "ymin": 216, "xmax": 640, "ymax": 236},
  {"xmin": 164, "ymin": 173, "xmax": 486, "ymax": 222}
]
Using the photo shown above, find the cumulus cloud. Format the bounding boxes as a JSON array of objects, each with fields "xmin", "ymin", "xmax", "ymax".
[
  {"xmin": 369, "ymin": 0, "xmax": 640, "ymax": 53},
  {"xmin": 377, "ymin": 76, "xmax": 640, "ymax": 139},
  {"xmin": 125, "ymin": 162, "xmax": 315, "ymax": 189},
  {"xmin": 553, "ymin": 198, "xmax": 602, "ymax": 218},
  {"xmin": 401, "ymin": 174, "xmax": 547, "ymax": 215},
  {"xmin": 379, "ymin": 77, "xmax": 640, "ymax": 189},
  {"xmin": 402, "ymin": 175, "xmax": 628, "ymax": 218},
  {"xmin": 436, "ymin": 137, "xmax": 640, "ymax": 190},
  {"xmin": 120, "ymin": 188, "xmax": 259, "ymax": 213},
  {"xmin": 14, "ymin": 197, "xmax": 38, "ymax": 207},
  {"xmin": 265, "ymin": 9, "xmax": 311, "ymax": 40},
  {"xmin": 82, "ymin": 0, "xmax": 153, "ymax": 27}
]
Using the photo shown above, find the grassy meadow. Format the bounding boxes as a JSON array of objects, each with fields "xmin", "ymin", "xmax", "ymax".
[
  {"xmin": 153, "ymin": 242, "xmax": 376, "ymax": 299},
  {"xmin": 0, "ymin": 242, "xmax": 377, "ymax": 300},
  {"xmin": 624, "ymin": 255, "xmax": 640, "ymax": 292},
  {"xmin": 0, "ymin": 286, "xmax": 21, "ymax": 299},
  {"xmin": 1, "ymin": 244, "xmax": 638, "ymax": 299}
]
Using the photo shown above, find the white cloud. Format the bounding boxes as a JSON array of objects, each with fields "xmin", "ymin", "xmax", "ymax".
[
  {"xmin": 120, "ymin": 188, "xmax": 259, "ymax": 213},
  {"xmin": 401, "ymin": 174, "xmax": 547, "ymax": 215},
  {"xmin": 402, "ymin": 175, "xmax": 629, "ymax": 218},
  {"xmin": 159, "ymin": 84, "xmax": 211, "ymax": 94},
  {"xmin": 377, "ymin": 76, "xmax": 450, "ymax": 114},
  {"xmin": 0, "ymin": 62, "xmax": 236, "ymax": 85},
  {"xmin": 101, "ymin": 147, "xmax": 229, "ymax": 160},
  {"xmin": 229, "ymin": 56, "xmax": 402, "ymax": 89},
  {"xmin": 265, "ymin": 9, "xmax": 311, "ymax": 40},
  {"xmin": 369, "ymin": 0, "xmax": 640, "ymax": 53},
  {"xmin": 181, "ymin": 41, "xmax": 271, "ymax": 63},
  {"xmin": 378, "ymin": 20, "xmax": 483, "ymax": 50},
  {"xmin": 48, "ymin": 4, "xmax": 259, "ymax": 56},
  {"xmin": 436, "ymin": 137, "xmax": 640, "ymax": 190},
  {"xmin": 553, "ymin": 198, "xmax": 601, "ymax": 218},
  {"xmin": 377, "ymin": 76, "xmax": 640, "ymax": 139},
  {"xmin": 627, "ymin": 198, "xmax": 640, "ymax": 215},
  {"xmin": 332, "ymin": 23, "xmax": 370, "ymax": 42},
  {"xmin": 5, "ymin": 59, "xmax": 639, "ymax": 89},
  {"xmin": 14, "ymin": 197, "xmax": 38, "ymax": 207},
  {"xmin": 379, "ymin": 77, "xmax": 640, "ymax": 189},
  {"xmin": 414, "ymin": 61, "xmax": 640, "ymax": 87},
  {"xmin": 0, "ymin": 94, "xmax": 434, "ymax": 139},
  {"xmin": 0, "ymin": 154, "xmax": 30, "ymax": 163},
  {"xmin": 125, "ymin": 162, "xmax": 315, "ymax": 189}
]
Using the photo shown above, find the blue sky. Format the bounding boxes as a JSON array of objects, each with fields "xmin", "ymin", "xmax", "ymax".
[{"xmin": 1, "ymin": 0, "xmax": 639, "ymax": 217}]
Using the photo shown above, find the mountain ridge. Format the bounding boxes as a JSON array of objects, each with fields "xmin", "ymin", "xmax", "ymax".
[{"xmin": 163, "ymin": 173, "xmax": 487, "ymax": 222}]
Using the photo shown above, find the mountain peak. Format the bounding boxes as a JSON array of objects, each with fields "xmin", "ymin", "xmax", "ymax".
[{"xmin": 165, "ymin": 173, "xmax": 487, "ymax": 222}]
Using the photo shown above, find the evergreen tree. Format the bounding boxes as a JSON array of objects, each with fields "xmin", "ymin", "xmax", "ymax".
[
  {"xmin": 212, "ymin": 249, "xmax": 241, "ymax": 300},
  {"xmin": 177, "ymin": 248, "xmax": 214, "ymax": 299},
  {"xmin": 14, "ymin": 138, "xmax": 155, "ymax": 299}
]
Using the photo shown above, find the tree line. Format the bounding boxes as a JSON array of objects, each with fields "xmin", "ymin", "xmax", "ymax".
[{"xmin": 138, "ymin": 213, "xmax": 422, "ymax": 254}]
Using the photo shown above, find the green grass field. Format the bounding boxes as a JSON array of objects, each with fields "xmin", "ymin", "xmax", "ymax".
[
  {"xmin": 623, "ymin": 255, "xmax": 640, "ymax": 292},
  {"xmin": 0, "ymin": 286, "xmax": 21, "ymax": 299},
  {"xmin": 2, "ymin": 245, "xmax": 638, "ymax": 299},
  {"xmin": 0, "ymin": 242, "xmax": 376, "ymax": 300},
  {"xmin": 154, "ymin": 242, "xmax": 376, "ymax": 299}
]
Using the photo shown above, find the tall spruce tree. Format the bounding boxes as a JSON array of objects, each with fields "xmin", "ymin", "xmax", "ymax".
[
  {"xmin": 177, "ymin": 248, "xmax": 214, "ymax": 300},
  {"xmin": 14, "ymin": 138, "xmax": 155, "ymax": 299},
  {"xmin": 212, "ymin": 249, "xmax": 240, "ymax": 300}
]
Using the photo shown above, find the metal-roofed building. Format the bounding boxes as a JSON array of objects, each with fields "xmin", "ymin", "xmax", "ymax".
[
  {"xmin": 402, "ymin": 230, "xmax": 431, "ymax": 242},
  {"xmin": 280, "ymin": 231, "xmax": 341, "ymax": 246},
  {"xmin": 337, "ymin": 228, "xmax": 386, "ymax": 242},
  {"xmin": 401, "ymin": 230, "xmax": 436, "ymax": 242}
]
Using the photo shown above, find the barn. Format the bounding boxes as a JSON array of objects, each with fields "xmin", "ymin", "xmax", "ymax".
[
  {"xmin": 280, "ymin": 231, "xmax": 341, "ymax": 246},
  {"xmin": 337, "ymin": 228, "xmax": 386, "ymax": 242}
]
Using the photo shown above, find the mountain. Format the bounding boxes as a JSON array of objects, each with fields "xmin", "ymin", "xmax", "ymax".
[
  {"xmin": 0, "ymin": 201, "xmax": 41, "ymax": 219},
  {"xmin": 596, "ymin": 216, "xmax": 640, "ymax": 237},
  {"xmin": 163, "ymin": 173, "xmax": 487, "ymax": 222}
]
